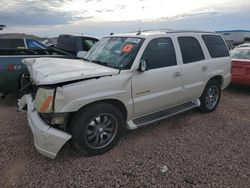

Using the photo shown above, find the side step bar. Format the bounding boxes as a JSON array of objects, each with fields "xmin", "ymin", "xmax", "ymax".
[{"xmin": 132, "ymin": 100, "xmax": 200, "ymax": 128}]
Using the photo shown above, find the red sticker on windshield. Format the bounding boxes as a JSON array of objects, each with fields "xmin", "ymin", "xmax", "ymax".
[{"xmin": 122, "ymin": 44, "xmax": 134, "ymax": 53}]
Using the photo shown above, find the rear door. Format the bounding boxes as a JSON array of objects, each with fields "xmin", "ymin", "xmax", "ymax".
[
  {"xmin": 132, "ymin": 37, "xmax": 183, "ymax": 117},
  {"xmin": 175, "ymin": 35, "xmax": 210, "ymax": 102}
]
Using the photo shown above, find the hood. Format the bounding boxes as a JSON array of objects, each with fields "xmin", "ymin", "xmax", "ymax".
[{"xmin": 23, "ymin": 58, "xmax": 120, "ymax": 85}]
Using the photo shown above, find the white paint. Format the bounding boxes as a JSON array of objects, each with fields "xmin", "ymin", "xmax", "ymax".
[{"xmin": 23, "ymin": 58, "xmax": 120, "ymax": 85}]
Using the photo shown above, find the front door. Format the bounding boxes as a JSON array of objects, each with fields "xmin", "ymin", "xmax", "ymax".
[{"xmin": 132, "ymin": 37, "xmax": 183, "ymax": 117}]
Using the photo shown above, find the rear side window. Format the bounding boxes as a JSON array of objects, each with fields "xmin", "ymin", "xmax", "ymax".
[
  {"xmin": 202, "ymin": 35, "xmax": 229, "ymax": 58},
  {"xmin": 178, "ymin": 37, "xmax": 204, "ymax": 64},
  {"xmin": 26, "ymin": 39, "xmax": 47, "ymax": 49},
  {"xmin": 142, "ymin": 37, "xmax": 177, "ymax": 69},
  {"xmin": 0, "ymin": 39, "xmax": 25, "ymax": 49}
]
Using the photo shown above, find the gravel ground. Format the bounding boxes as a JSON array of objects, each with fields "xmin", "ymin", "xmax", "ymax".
[{"xmin": 0, "ymin": 86, "xmax": 249, "ymax": 188}]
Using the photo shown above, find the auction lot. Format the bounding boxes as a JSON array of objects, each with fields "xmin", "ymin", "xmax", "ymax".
[{"xmin": 0, "ymin": 87, "xmax": 249, "ymax": 187}]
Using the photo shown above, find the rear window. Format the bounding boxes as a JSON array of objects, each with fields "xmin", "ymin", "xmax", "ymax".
[
  {"xmin": 57, "ymin": 35, "xmax": 77, "ymax": 53},
  {"xmin": 178, "ymin": 37, "xmax": 205, "ymax": 64},
  {"xmin": 57, "ymin": 35, "xmax": 98, "ymax": 53},
  {"xmin": 0, "ymin": 39, "xmax": 25, "ymax": 49},
  {"xmin": 202, "ymin": 35, "xmax": 230, "ymax": 58}
]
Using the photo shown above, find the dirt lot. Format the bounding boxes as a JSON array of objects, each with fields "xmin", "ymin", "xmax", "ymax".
[{"xmin": 0, "ymin": 87, "xmax": 249, "ymax": 188}]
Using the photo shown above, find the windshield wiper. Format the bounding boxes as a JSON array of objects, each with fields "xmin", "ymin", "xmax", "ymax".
[
  {"xmin": 83, "ymin": 57, "xmax": 90, "ymax": 62},
  {"xmin": 91, "ymin": 60, "xmax": 122, "ymax": 71},
  {"xmin": 91, "ymin": 60, "xmax": 108, "ymax": 66}
]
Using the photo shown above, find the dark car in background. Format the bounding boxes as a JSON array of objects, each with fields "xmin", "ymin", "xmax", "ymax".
[
  {"xmin": 0, "ymin": 38, "xmax": 69, "ymax": 95},
  {"xmin": 0, "ymin": 35, "xmax": 98, "ymax": 95},
  {"xmin": 54, "ymin": 34, "xmax": 99, "ymax": 57}
]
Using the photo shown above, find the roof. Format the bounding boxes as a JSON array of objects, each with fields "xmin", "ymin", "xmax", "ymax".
[
  {"xmin": 111, "ymin": 29, "xmax": 214, "ymax": 38},
  {"xmin": 142, "ymin": 29, "xmax": 213, "ymax": 33}
]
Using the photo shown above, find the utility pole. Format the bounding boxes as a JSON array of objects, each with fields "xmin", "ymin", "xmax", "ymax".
[{"xmin": 0, "ymin": 24, "xmax": 6, "ymax": 30}]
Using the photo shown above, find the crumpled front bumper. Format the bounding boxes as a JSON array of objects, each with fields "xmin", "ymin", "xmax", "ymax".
[{"xmin": 18, "ymin": 94, "xmax": 72, "ymax": 159}]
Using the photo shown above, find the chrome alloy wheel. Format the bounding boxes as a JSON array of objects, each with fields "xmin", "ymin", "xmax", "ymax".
[
  {"xmin": 84, "ymin": 114, "xmax": 118, "ymax": 149},
  {"xmin": 205, "ymin": 86, "xmax": 219, "ymax": 110}
]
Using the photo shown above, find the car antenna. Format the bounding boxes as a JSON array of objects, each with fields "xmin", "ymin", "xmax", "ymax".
[{"xmin": 136, "ymin": 28, "xmax": 141, "ymax": 35}]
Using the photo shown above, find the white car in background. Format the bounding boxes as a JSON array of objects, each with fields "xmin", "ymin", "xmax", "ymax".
[{"xmin": 234, "ymin": 42, "xmax": 250, "ymax": 49}]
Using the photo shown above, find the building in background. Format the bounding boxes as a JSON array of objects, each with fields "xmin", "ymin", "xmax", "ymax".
[{"xmin": 216, "ymin": 30, "xmax": 250, "ymax": 49}]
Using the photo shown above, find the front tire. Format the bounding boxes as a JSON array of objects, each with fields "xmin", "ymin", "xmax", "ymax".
[
  {"xmin": 198, "ymin": 80, "xmax": 221, "ymax": 113},
  {"xmin": 71, "ymin": 102, "xmax": 124, "ymax": 155}
]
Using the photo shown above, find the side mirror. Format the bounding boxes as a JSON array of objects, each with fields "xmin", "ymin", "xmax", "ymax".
[
  {"xmin": 138, "ymin": 59, "xmax": 147, "ymax": 72},
  {"xmin": 77, "ymin": 51, "xmax": 87, "ymax": 58}
]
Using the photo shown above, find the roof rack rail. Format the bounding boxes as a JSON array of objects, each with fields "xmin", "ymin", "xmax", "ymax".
[
  {"xmin": 165, "ymin": 29, "xmax": 214, "ymax": 33},
  {"xmin": 129, "ymin": 29, "xmax": 214, "ymax": 34}
]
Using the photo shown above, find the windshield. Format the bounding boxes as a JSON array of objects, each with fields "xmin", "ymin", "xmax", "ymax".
[
  {"xmin": 84, "ymin": 37, "xmax": 144, "ymax": 69},
  {"xmin": 230, "ymin": 48, "xmax": 250, "ymax": 60}
]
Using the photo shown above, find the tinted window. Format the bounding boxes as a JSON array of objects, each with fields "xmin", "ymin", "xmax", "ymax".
[
  {"xmin": 202, "ymin": 35, "xmax": 229, "ymax": 58},
  {"xmin": 178, "ymin": 37, "xmax": 204, "ymax": 64},
  {"xmin": 57, "ymin": 35, "xmax": 77, "ymax": 53},
  {"xmin": 0, "ymin": 39, "xmax": 25, "ymax": 49},
  {"xmin": 141, "ymin": 38, "xmax": 177, "ymax": 69},
  {"xmin": 26, "ymin": 39, "xmax": 47, "ymax": 49},
  {"xmin": 82, "ymin": 38, "xmax": 99, "ymax": 51}
]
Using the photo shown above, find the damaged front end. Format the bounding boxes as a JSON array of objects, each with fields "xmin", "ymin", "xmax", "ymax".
[{"xmin": 17, "ymin": 76, "xmax": 72, "ymax": 159}]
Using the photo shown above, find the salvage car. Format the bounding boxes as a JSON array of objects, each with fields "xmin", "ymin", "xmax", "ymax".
[
  {"xmin": 230, "ymin": 47, "xmax": 250, "ymax": 85},
  {"xmin": 0, "ymin": 36, "xmax": 97, "ymax": 95},
  {"xmin": 18, "ymin": 30, "xmax": 231, "ymax": 159}
]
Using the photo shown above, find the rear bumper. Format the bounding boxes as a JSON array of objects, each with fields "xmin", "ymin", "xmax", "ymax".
[
  {"xmin": 231, "ymin": 75, "xmax": 250, "ymax": 86},
  {"xmin": 18, "ymin": 94, "xmax": 72, "ymax": 159}
]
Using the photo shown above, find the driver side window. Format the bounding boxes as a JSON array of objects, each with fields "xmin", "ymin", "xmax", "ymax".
[{"xmin": 141, "ymin": 37, "xmax": 177, "ymax": 70}]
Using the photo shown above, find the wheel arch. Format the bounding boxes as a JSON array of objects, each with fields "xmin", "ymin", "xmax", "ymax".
[
  {"xmin": 75, "ymin": 99, "xmax": 128, "ymax": 121},
  {"xmin": 208, "ymin": 75, "xmax": 223, "ymax": 88}
]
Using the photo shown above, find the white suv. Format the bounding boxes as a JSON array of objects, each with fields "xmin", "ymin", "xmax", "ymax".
[{"xmin": 18, "ymin": 30, "xmax": 231, "ymax": 159}]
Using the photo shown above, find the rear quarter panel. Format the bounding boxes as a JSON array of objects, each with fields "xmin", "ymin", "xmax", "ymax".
[{"xmin": 208, "ymin": 56, "xmax": 231, "ymax": 89}]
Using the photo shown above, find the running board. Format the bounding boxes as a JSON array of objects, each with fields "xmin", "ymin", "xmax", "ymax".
[{"xmin": 131, "ymin": 100, "xmax": 200, "ymax": 128}]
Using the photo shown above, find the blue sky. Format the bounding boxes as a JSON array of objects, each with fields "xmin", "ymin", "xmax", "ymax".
[{"xmin": 0, "ymin": 0, "xmax": 250, "ymax": 37}]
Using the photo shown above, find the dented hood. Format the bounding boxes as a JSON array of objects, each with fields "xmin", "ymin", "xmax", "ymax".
[{"xmin": 23, "ymin": 58, "xmax": 119, "ymax": 85}]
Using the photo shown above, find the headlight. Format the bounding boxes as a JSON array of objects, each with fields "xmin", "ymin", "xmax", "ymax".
[{"xmin": 35, "ymin": 87, "xmax": 55, "ymax": 113}]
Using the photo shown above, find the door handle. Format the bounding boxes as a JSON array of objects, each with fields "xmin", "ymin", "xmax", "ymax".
[
  {"xmin": 173, "ymin": 72, "xmax": 181, "ymax": 78},
  {"xmin": 201, "ymin": 66, "xmax": 208, "ymax": 71}
]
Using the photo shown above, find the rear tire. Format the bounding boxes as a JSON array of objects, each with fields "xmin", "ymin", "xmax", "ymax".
[
  {"xmin": 71, "ymin": 102, "xmax": 124, "ymax": 155},
  {"xmin": 198, "ymin": 80, "xmax": 221, "ymax": 113}
]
